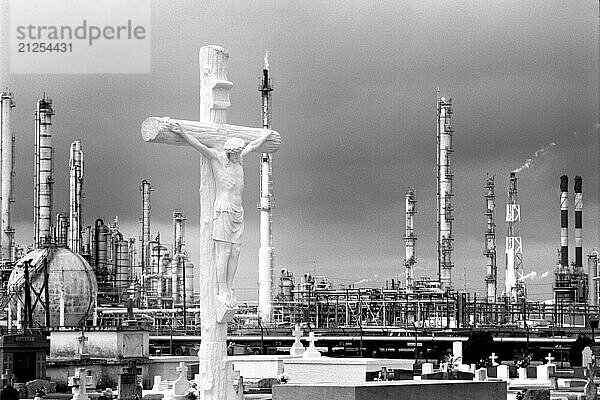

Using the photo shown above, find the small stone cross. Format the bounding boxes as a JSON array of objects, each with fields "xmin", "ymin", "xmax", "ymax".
[
  {"xmin": 177, "ymin": 362, "xmax": 188, "ymax": 377},
  {"xmin": 489, "ymin": 353, "xmax": 499, "ymax": 366},
  {"xmin": 308, "ymin": 332, "xmax": 316, "ymax": 347},
  {"xmin": 545, "ymin": 353, "xmax": 555, "ymax": 364},
  {"xmin": 125, "ymin": 359, "xmax": 139, "ymax": 375},
  {"xmin": 289, "ymin": 323, "xmax": 305, "ymax": 356},
  {"xmin": 302, "ymin": 331, "xmax": 321, "ymax": 358},
  {"xmin": 293, "ymin": 324, "xmax": 301, "ymax": 343},
  {"xmin": 1, "ymin": 369, "xmax": 14, "ymax": 386},
  {"xmin": 77, "ymin": 329, "xmax": 89, "ymax": 358}
]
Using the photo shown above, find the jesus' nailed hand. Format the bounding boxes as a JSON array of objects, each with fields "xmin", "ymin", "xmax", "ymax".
[{"xmin": 167, "ymin": 122, "xmax": 273, "ymax": 308}]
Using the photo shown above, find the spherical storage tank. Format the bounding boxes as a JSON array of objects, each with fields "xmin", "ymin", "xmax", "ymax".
[{"xmin": 9, "ymin": 247, "xmax": 98, "ymax": 327}]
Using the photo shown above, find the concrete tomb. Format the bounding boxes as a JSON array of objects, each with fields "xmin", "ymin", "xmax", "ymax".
[
  {"xmin": 118, "ymin": 359, "xmax": 142, "ymax": 400},
  {"xmin": 422, "ymin": 363, "xmax": 434, "ymax": 375},
  {"xmin": 283, "ymin": 357, "xmax": 414, "ymax": 385},
  {"xmin": 497, "ymin": 365, "xmax": 509, "ymax": 380},
  {"xmin": 273, "ymin": 380, "xmax": 507, "ymax": 400},
  {"xmin": 68, "ymin": 368, "xmax": 88, "ymax": 400}
]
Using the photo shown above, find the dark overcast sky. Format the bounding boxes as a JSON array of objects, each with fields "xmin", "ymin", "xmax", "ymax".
[{"xmin": 2, "ymin": 0, "xmax": 599, "ymax": 301}]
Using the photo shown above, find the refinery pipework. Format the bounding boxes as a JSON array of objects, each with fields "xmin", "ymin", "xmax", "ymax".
[
  {"xmin": 404, "ymin": 188, "xmax": 416, "ymax": 291},
  {"xmin": 436, "ymin": 95, "xmax": 454, "ymax": 291},
  {"xmin": 258, "ymin": 52, "xmax": 274, "ymax": 322},
  {"xmin": 484, "ymin": 175, "xmax": 497, "ymax": 302},
  {"xmin": 505, "ymin": 172, "xmax": 524, "ymax": 302},
  {"xmin": 0, "ymin": 91, "xmax": 15, "ymax": 261},
  {"xmin": 34, "ymin": 96, "xmax": 55, "ymax": 248},
  {"xmin": 68, "ymin": 140, "xmax": 84, "ymax": 253}
]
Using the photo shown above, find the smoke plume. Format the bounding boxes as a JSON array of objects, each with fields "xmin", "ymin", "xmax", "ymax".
[
  {"xmin": 512, "ymin": 142, "xmax": 556, "ymax": 173},
  {"xmin": 522, "ymin": 270, "xmax": 550, "ymax": 281}
]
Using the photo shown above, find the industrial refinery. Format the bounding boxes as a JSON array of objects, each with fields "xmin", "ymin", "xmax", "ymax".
[
  {"xmin": 0, "ymin": 2, "xmax": 598, "ymax": 399},
  {"xmin": 0, "ymin": 84, "xmax": 597, "ymax": 346}
]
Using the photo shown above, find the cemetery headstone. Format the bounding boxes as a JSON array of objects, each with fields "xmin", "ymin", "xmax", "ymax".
[{"xmin": 68, "ymin": 368, "xmax": 88, "ymax": 400}]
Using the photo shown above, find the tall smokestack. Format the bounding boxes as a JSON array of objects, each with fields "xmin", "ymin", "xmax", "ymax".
[
  {"xmin": 404, "ymin": 188, "xmax": 417, "ymax": 290},
  {"xmin": 68, "ymin": 140, "xmax": 84, "ymax": 253},
  {"xmin": 574, "ymin": 176, "xmax": 582, "ymax": 269},
  {"xmin": 484, "ymin": 175, "xmax": 497, "ymax": 302},
  {"xmin": 560, "ymin": 175, "xmax": 568, "ymax": 267},
  {"xmin": 0, "ymin": 91, "xmax": 15, "ymax": 261},
  {"xmin": 437, "ymin": 95, "xmax": 454, "ymax": 291},
  {"xmin": 140, "ymin": 180, "xmax": 152, "ymax": 274},
  {"xmin": 505, "ymin": 172, "xmax": 524, "ymax": 302},
  {"xmin": 34, "ymin": 97, "xmax": 55, "ymax": 248},
  {"xmin": 258, "ymin": 52, "xmax": 274, "ymax": 322}
]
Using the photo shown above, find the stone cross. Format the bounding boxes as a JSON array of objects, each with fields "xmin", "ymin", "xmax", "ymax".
[
  {"xmin": 289, "ymin": 323, "xmax": 305, "ymax": 356},
  {"xmin": 545, "ymin": 353, "xmax": 555, "ymax": 365},
  {"xmin": 583, "ymin": 346, "xmax": 593, "ymax": 367},
  {"xmin": 489, "ymin": 352, "xmax": 499, "ymax": 366},
  {"xmin": 303, "ymin": 331, "xmax": 322, "ymax": 359},
  {"xmin": 173, "ymin": 362, "xmax": 191, "ymax": 397},
  {"xmin": 1, "ymin": 369, "xmax": 14, "ymax": 386},
  {"xmin": 77, "ymin": 329, "xmax": 89, "ymax": 359},
  {"xmin": 141, "ymin": 46, "xmax": 281, "ymax": 400},
  {"xmin": 177, "ymin": 362, "xmax": 188, "ymax": 377}
]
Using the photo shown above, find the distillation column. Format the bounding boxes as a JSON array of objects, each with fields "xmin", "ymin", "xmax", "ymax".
[
  {"xmin": 68, "ymin": 140, "xmax": 83, "ymax": 253},
  {"xmin": 140, "ymin": 180, "xmax": 152, "ymax": 275},
  {"xmin": 257, "ymin": 53, "xmax": 274, "ymax": 322},
  {"xmin": 484, "ymin": 175, "xmax": 497, "ymax": 302},
  {"xmin": 436, "ymin": 96, "xmax": 454, "ymax": 290},
  {"xmin": 0, "ymin": 91, "xmax": 15, "ymax": 261},
  {"xmin": 574, "ymin": 176, "xmax": 582, "ymax": 269},
  {"xmin": 404, "ymin": 188, "xmax": 417, "ymax": 290},
  {"xmin": 505, "ymin": 172, "xmax": 524, "ymax": 302},
  {"xmin": 589, "ymin": 251, "xmax": 598, "ymax": 306},
  {"xmin": 172, "ymin": 208, "xmax": 187, "ymax": 302},
  {"xmin": 34, "ymin": 97, "xmax": 55, "ymax": 248},
  {"xmin": 54, "ymin": 213, "xmax": 68, "ymax": 246},
  {"xmin": 560, "ymin": 175, "xmax": 569, "ymax": 267}
]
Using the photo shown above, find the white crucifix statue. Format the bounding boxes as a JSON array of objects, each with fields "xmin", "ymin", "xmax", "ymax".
[
  {"xmin": 141, "ymin": 46, "xmax": 281, "ymax": 400},
  {"xmin": 489, "ymin": 352, "xmax": 499, "ymax": 366},
  {"xmin": 545, "ymin": 353, "xmax": 555, "ymax": 365}
]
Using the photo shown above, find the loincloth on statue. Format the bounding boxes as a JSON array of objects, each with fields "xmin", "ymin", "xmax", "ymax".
[{"xmin": 212, "ymin": 199, "xmax": 244, "ymax": 243}]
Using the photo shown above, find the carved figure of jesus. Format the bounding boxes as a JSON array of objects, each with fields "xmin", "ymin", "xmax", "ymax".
[{"xmin": 167, "ymin": 122, "xmax": 273, "ymax": 304}]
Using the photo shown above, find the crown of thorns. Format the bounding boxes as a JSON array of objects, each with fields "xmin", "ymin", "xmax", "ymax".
[{"xmin": 224, "ymin": 138, "xmax": 246, "ymax": 153}]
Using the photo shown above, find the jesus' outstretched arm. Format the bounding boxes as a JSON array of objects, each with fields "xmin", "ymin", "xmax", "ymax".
[
  {"xmin": 241, "ymin": 131, "xmax": 275, "ymax": 156},
  {"xmin": 167, "ymin": 122, "xmax": 219, "ymax": 160}
]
